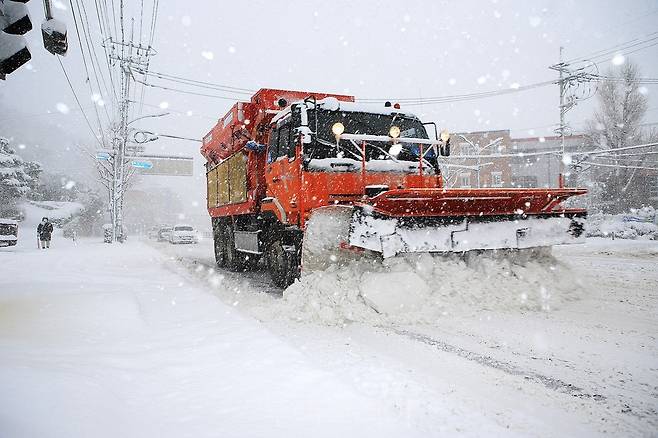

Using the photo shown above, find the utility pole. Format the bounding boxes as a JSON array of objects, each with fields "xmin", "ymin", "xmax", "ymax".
[
  {"xmin": 550, "ymin": 46, "xmax": 569, "ymax": 187},
  {"xmin": 558, "ymin": 46, "xmax": 566, "ymax": 187},
  {"xmin": 549, "ymin": 48, "xmax": 597, "ymax": 188},
  {"xmin": 104, "ymin": 36, "xmax": 155, "ymax": 242}
]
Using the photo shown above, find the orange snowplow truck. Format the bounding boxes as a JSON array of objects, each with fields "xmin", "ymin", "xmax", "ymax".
[{"xmin": 201, "ymin": 88, "xmax": 587, "ymax": 287}]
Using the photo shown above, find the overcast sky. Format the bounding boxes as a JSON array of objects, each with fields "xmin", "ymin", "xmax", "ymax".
[{"xmin": 1, "ymin": 0, "xmax": 657, "ymax": 224}]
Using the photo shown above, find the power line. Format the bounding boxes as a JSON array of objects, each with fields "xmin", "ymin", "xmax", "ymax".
[
  {"xmin": 56, "ymin": 56, "xmax": 104, "ymax": 149},
  {"xmin": 136, "ymin": 69, "xmax": 256, "ymax": 94},
  {"xmin": 128, "ymin": 100, "xmax": 217, "ymax": 119},
  {"xmin": 358, "ymin": 79, "xmax": 557, "ymax": 105},
  {"xmin": 580, "ymin": 161, "xmax": 658, "ymax": 171},
  {"xmin": 571, "ymin": 141, "xmax": 658, "ymax": 156},
  {"xmin": 564, "ymin": 31, "xmax": 658, "ymax": 64},
  {"xmin": 133, "ymin": 78, "xmax": 251, "ymax": 101},
  {"xmin": 67, "ymin": 0, "xmax": 109, "ymax": 143},
  {"xmin": 72, "ymin": 0, "xmax": 115, "ymax": 120}
]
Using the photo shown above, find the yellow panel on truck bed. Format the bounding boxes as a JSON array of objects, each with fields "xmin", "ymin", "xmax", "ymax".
[
  {"xmin": 217, "ymin": 162, "xmax": 229, "ymax": 205},
  {"xmin": 229, "ymin": 153, "xmax": 247, "ymax": 204},
  {"xmin": 206, "ymin": 167, "xmax": 218, "ymax": 208},
  {"xmin": 208, "ymin": 151, "xmax": 248, "ymax": 206}
]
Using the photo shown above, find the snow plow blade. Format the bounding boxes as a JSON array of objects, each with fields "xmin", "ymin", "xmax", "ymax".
[
  {"xmin": 349, "ymin": 208, "xmax": 586, "ymax": 258},
  {"xmin": 302, "ymin": 207, "xmax": 585, "ymax": 272}
]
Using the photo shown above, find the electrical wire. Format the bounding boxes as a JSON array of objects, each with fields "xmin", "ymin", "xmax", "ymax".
[
  {"xmin": 133, "ymin": 78, "xmax": 251, "ymax": 101},
  {"xmin": 580, "ymin": 161, "xmax": 658, "ymax": 171},
  {"xmin": 570, "ymin": 141, "xmax": 658, "ymax": 156},
  {"xmin": 72, "ymin": 0, "xmax": 115, "ymax": 119},
  {"xmin": 564, "ymin": 31, "xmax": 658, "ymax": 64},
  {"xmin": 139, "ymin": 70, "xmax": 256, "ymax": 94},
  {"xmin": 57, "ymin": 56, "xmax": 104, "ymax": 149}
]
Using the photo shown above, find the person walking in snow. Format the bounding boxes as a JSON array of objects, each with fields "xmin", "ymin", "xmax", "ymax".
[{"xmin": 37, "ymin": 217, "xmax": 54, "ymax": 249}]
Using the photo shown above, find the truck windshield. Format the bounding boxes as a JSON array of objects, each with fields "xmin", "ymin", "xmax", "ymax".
[{"xmin": 309, "ymin": 109, "xmax": 429, "ymax": 161}]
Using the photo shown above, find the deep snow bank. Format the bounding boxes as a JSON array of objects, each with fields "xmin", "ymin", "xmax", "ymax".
[
  {"xmin": 587, "ymin": 206, "xmax": 658, "ymax": 240},
  {"xmin": 21, "ymin": 201, "xmax": 84, "ymax": 224},
  {"xmin": 284, "ymin": 249, "xmax": 583, "ymax": 326}
]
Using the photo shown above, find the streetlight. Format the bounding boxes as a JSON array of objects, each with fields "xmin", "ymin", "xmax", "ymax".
[{"xmin": 127, "ymin": 112, "xmax": 170, "ymax": 126}]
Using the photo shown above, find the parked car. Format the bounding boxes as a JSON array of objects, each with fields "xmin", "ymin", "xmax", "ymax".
[
  {"xmin": 147, "ymin": 227, "xmax": 160, "ymax": 240},
  {"xmin": 169, "ymin": 224, "xmax": 199, "ymax": 244},
  {"xmin": 0, "ymin": 218, "xmax": 18, "ymax": 247},
  {"xmin": 158, "ymin": 226, "xmax": 173, "ymax": 242}
]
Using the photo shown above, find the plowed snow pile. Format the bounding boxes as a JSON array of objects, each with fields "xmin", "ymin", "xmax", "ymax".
[{"xmin": 283, "ymin": 250, "xmax": 583, "ymax": 326}]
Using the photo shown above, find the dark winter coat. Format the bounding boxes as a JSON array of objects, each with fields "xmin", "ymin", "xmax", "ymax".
[{"xmin": 37, "ymin": 222, "xmax": 54, "ymax": 240}]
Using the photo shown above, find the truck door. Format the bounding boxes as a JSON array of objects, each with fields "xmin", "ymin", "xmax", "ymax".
[{"xmin": 265, "ymin": 121, "xmax": 300, "ymax": 225}]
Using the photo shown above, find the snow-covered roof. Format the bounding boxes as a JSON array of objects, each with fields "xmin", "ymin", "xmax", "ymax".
[
  {"xmin": 0, "ymin": 218, "xmax": 18, "ymax": 225},
  {"xmin": 42, "ymin": 18, "xmax": 67, "ymax": 36},
  {"xmin": 271, "ymin": 97, "xmax": 418, "ymax": 124}
]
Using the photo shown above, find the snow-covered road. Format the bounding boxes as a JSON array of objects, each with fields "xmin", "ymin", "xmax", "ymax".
[{"xmin": 1, "ymin": 232, "xmax": 657, "ymax": 437}]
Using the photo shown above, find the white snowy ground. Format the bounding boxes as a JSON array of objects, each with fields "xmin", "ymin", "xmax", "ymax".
[{"xmin": 1, "ymin": 222, "xmax": 657, "ymax": 436}]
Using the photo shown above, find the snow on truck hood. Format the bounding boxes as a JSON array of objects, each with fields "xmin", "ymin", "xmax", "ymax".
[{"xmin": 271, "ymin": 96, "xmax": 417, "ymax": 124}]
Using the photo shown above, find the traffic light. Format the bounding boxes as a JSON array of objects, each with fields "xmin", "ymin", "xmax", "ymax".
[
  {"xmin": 0, "ymin": 0, "xmax": 32, "ymax": 79},
  {"xmin": 42, "ymin": 18, "xmax": 67, "ymax": 55},
  {"xmin": 0, "ymin": 0, "xmax": 67, "ymax": 79},
  {"xmin": 41, "ymin": 0, "xmax": 66, "ymax": 55}
]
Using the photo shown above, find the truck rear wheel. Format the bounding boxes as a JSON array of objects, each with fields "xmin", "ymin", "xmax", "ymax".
[
  {"xmin": 266, "ymin": 239, "xmax": 299, "ymax": 288},
  {"xmin": 213, "ymin": 232, "xmax": 226, "ymax": 268},
  {"xmin": 224, "ymin": 224, "xmax": 248, "ymax": 271},
  {"xmin": 213, "ymin": 219, "xmax": 227, "ymax": 267}
]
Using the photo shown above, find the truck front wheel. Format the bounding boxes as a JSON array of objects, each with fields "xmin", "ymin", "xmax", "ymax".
[{"xmin": 266, "ymin": 239, "xmax": 299, "ymax": 288}]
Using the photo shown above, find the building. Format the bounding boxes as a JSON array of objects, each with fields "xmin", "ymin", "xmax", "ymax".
[
  {"xmin": 510, "ymin": 134, "xmax": 589, "ymax": 188},
  {"xmin": 450, "ymin": 130, "xmax": 513, "ymax": 188}
]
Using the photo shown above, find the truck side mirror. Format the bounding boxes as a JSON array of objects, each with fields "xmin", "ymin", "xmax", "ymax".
[{"xmin": 440, "ymin": 138, "xmax": 451, "ymax": 157}]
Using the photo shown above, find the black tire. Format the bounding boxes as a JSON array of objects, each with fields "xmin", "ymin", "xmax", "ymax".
[
  {"xmin": 223, "ymin": 223, "xmax": 247, "ymax": 272},
  {"xmin": 242, "ymin": 252, "xmax": 261, "ymax": 271},
  {"xmin": 213, "ymin": 220, "xmax": 227, "ymax": 268},
  {"xmin": 266, "ymin": 239, "xmax": 300, "ymax": 288}
]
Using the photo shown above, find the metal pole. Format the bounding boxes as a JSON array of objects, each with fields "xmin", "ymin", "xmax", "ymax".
[
  {"xmin": 476, "ymin": 142, "xmax": 481, "ymax": 188},
  {"xmin": 43, "ymin": 0, "xmax": 53, "ymax": 20},
  {"xmin": 115, "ymin": 62, "xmax": 130, "ymax": 242},
  {"xmin": 558, "ymin": 46, "xmax": 566, "ymax": 187}
]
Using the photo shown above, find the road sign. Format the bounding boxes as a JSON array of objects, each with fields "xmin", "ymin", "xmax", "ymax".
[
  {"xmin": 126, "ymin": 145, "xmax": 146, "ymax": 154},
  {"xmin": 131, "ymin": 154, "xmax": 194, "ymax": 176},
  {"xmin": 96, "ymin": 151, "xmax": 111, "ymax": 160},
  {"xmin": 130, "ymin": 160, "xmax": 153, "ymax": 169}
]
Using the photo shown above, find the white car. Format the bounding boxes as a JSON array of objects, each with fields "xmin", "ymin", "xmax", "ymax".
[
  {"xmin": 169, "ymin": 224, "xmax": 199, "ymax": 244},
  {"xmin": 0, "ymin": 218, "xmax": 18, "ymax": 247}
]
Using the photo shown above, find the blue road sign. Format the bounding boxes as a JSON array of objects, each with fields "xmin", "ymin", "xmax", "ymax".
[
  {"xmin": 96, "ymin": 152, "xmax": 111, "ymax": 160},
  {"xmin": 131, "ymin": 160, "xmax": 153, "ymax": 169}
]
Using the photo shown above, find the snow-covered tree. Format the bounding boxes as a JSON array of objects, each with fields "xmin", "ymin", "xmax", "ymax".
[
  {"xmin": 22, "ymin": 160, "xmax": 43, "ymax": 200},
  {"xmin": 583, "ymin": 62, "xmax": 653, "ymax": 212},
  {"xmin": 0, "ymin": 136, "xmax": 32, "ymax": 216}
]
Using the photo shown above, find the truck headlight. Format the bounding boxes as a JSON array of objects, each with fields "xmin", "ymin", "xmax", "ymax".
[
  {"xmin": 332, "ymin": 122, "xmax": 345, "ymax": 137},
  {"xmin": 389, "ymin": 125, "xmax": 400, "ymax": 139}
]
